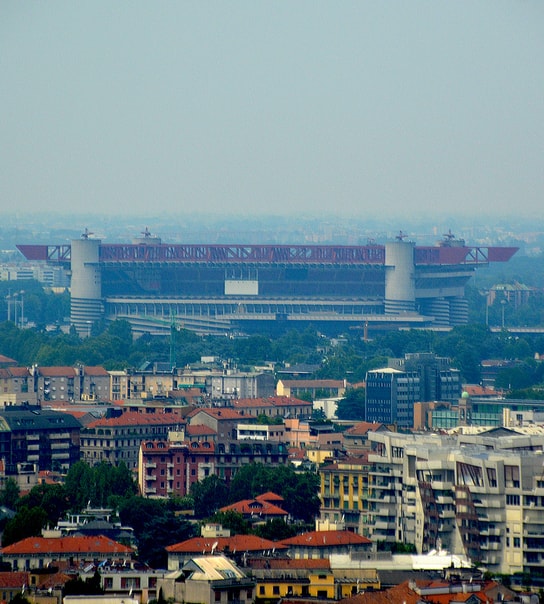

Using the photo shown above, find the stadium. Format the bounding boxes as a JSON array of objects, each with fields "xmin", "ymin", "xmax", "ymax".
[{"xmin": 18, "ymin": 231, "xmax": 517, "ymax": 337}]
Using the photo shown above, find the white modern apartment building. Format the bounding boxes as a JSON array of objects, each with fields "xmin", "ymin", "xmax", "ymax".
[{"xmin": 367, "ymin": 428, "xmax": 544, "ymax": 576}]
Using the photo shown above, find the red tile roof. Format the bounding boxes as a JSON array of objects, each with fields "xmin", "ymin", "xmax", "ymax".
[
  {"xmin": 189, "ymin": 408, "xmax": 246, "ymax": 420},
  {"xmin": 0, "ymin": 354, "xmax": 18, "ymax": 365},
  {"xmin": 87, "ymin": 412, "xmax": 185, "ymax": 428},
  {"xmin": 233, "ymin": 396, "xmax": 313, "ymax": 409},
  {"xmin": 219, "ymin": 499, "xmax": 287, "ymax": 517},
  {"xmin": 0, "ymin": 571, "xmax": 28, "ymax": 588},
  {"xmin": 186, "ymin": 424, "xmax": 217, "ymax": 436},
  {"xmin": 37, "ymin": 367, "xmax": 78, "ymax": 377},
  {"xmin": 345, "ymin": 422, "xmax": 386, "ymax": 436},
  {"xmin": 82, "ymin": 367, "xmax": 110, "ymax": 376},
  {"xmin": 280, "ymin": 530, "xmax": 371, "ymax": 547},
  {"xmin": 166, "ymin": 534, "xmax": 288, "ymax": 554},
  {"xmin": 256, "ymin": 492, "xmax": 284, "ymax": 503},
  {"xmin": 1, "ymin": 535, "xmax": 134, "ymax": 556}
]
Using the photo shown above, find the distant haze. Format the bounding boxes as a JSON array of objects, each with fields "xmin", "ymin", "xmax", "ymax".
[{"xmin": 1, "ymin": 2, "xmax": 543, "ymax": 220}]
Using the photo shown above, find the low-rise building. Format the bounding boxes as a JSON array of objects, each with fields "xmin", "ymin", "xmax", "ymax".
[
  {"xmin": 233, "ymin": 397, "xmax": 313, "ymax": 421},
  {"xmin": 165, "ymin": 536, "xmax": 288, "ymax": 570},
  {"xmin": 279, "ymin": 530, "xmax": 373, "ymax": 560},
  {"xmin": 158, "ymin": 556, "xmax": 254, "ymax": 604},
  {"xmin": 276, "ymin": 379, "xmax": 347, "ymax": 400},
  {"xmin": 0, "ymin": 535, "xmax": 134, "ymax": 571}
]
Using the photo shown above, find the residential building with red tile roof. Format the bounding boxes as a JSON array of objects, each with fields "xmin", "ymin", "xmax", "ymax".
[
  {"xmin": 0, "ymin": 366, "xmax": 37, "ymax": 406},
  {"xmin": 1, "ymin": 535, "xmax": 134, "ymax": 571},
  {"xmin": 0, "ymin": 355, "xmax": 18, "ymax": 367},
  {"xmin": 81, "ymin": 412, "xmax": 185, "ymax": 469},
  {"xmin": 165, "ymin": 535, "xmax": 288, "ymax": 570},
  {"xmin": 219, "ymin": 498, "xmax": 288, "ymax": 521},
  {"xmin": 343, "ymin": 422, "xmax": 390, "ymax": 452},
  {"xmin": 255, "ymin": 492, "xmax": 285, "ymax": 506},
  {"xmin": 188, "ymin": 407, "xmax": 246, "ymax": 441},
  {"xmin": 339, "ymin": 579, "xmax": 519, "ymax": 604},
  {"xmin": 158, "ymin": 555, "xmax": 255, "ymax": 604},
  {"xmin": 279, "ymin": 530, "xmax": 372, "ymax": 560}
]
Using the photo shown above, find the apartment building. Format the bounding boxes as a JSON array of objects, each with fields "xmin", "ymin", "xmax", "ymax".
[
  {"xmin": 81, "ymin": 412, "xmax": 185, "ymax": 469},
  {"xmin": 366, "ymin": 429, "xmax": 544, "ymax": 575},
  {"xmin": 365, "ymin": 353, "xmax": 462, "ymax": 428},
  {"xmin": 32, "ymin": 365, "xmax": 110, "ymax": 403},
  {"xmin": 319, "ymin": 453, "xmax": 371, "ymax": 536},
  {"xmin": 0, "ymin": 407, "xmax": 81, "ymax": 472},
  {"xmin": 138, "ymin": 438, "xmax": 215, "ymax": 498}
]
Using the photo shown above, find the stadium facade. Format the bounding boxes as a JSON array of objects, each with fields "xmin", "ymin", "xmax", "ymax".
[{"xmin": 18, "ymin": 231, "xmax": 517, "ymax": 337}]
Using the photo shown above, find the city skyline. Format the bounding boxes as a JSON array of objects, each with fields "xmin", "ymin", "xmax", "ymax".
[{"xmin": 1, "ymin": 2, "xmax": 543, "ymax": 221}]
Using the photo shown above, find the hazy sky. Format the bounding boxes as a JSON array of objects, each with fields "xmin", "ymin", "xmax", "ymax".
[{"xmin": 1, "ymin": 2, "xmax": 543, "ymax": 221}]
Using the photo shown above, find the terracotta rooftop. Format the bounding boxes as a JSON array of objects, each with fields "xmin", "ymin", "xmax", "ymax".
[
  {"xmin": 0, "ymin": 571, "xmax": 28, "ymax": 588},
  {"xmin": 166, "ymin": 534, "xmax": 288, "ymax": 554},
  {"xmin": 280, "ymin": 530, "xmax": 371, "ymax": 547},
  {"xmin": 87, "ymin": 412, "xmax": 185, "ymax": 428},
  {"xmin": 186, "ymin": 424, "xmax": 217, "ymax": 436},
  {"xmin": 219, "ymin": 499, "xmax": 287, "ymax": 517},
  {"xmin": 345, "ymin": 422, "xmax": 387, "ymax": 436},
  {"xmin": 188, "ymin": 408, "xmax": 246, "ymax": 420},
  {"xmin": 0, "ymin": 354, "xmax": 18, "ymax": 365},
  {"xmin": 81, "ymin": 366, "xmax": 110, "ymax": 376},
  {"xmin": 1, "ymin": 535, "xmax": 134, "ymax": 556},
  {"xmin": 36, "ymin": 367, "xmax": 78, "ymax": 377},
  {"xmin": 256, "ymin": 491, "xmax": 284, "ymax": 503}
]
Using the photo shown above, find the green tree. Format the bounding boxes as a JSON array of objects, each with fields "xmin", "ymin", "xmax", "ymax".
[
  {"xmin": 228, "ymin": 464, "xmax": 320, "ymax": 523},
  {"xmin": 2, "ymin": 506, "xmax": 48, "ymax": 546},
  {"xmin": 253, "ymin": 518, "xmax": 298, "ymax": 541},
  {"xmin": 17, "ymin": 483, "xmax": 69, "ymax": 526},
  {"xmin": 64, "ymin": 461, "xmax": 95, "ymax": 510},
  {"xmin": 336, "ymin": 387, "xmax": 365, "ymax": 420},
  {"xmin": 190, "ymin": 475, "xmax": 229, "ymax": 519},
  {"xmin": 0, "ymin": 477, "xmax": 20, "ymax": 509},
  {"xmin": 64, "ymin": 571, "xmax": 104, "ymax": 596},
  {"xmin": 209, "ymin": 511, "xmax": 251, "ymax": 535},
  {"xmin": 117, "ymin": 496, "xmax": 195, "ymax": 567}
]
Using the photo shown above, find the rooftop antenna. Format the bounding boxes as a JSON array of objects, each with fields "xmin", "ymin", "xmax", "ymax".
[
  {"xmin": 396, "ymin": 230, "xmax": 407, "ymax": 241},
  {"xmin": 443, "ymin": 229, "xmax": 455, "ymax": 241},
  {"xmin": 141, "ymin": 227, "xmax": 152, "ymax": 238},
  {"xmin": 81, "ymin": 228, "xmax": 93, "ymax": 239}
]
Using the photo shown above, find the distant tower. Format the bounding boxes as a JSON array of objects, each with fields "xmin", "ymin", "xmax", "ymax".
[
  {"xmin": 384, "ymin": 239, "xmax": 416, "ymax": 314},
  {"xmin": 70, "ymin": 233, "xmax": 103, "ymax": 336}
]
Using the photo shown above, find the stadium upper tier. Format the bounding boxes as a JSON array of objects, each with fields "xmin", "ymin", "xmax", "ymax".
[
  {"xmin": 17, "ymin": 241, "xmax": 517, "ymax": 266},
  {"xmin": 17, "ymin": 235, "xmax": 518, "ymax": 337}
]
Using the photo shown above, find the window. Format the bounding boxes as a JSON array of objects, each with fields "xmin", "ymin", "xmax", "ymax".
[
  {"xmin": 273, "ymin": 586, "xmax": 280, "ymax": 595},
  {"xmin": 215, "ymin": 590, "xmax": 221, "ymax": 602},
  {"xmin": 259, "ymin": 587, "xmax": 265, "ymax": 595},
  {"xmin": 505, "ymin": 465, "xmax": 520, "ymax": 488}
]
